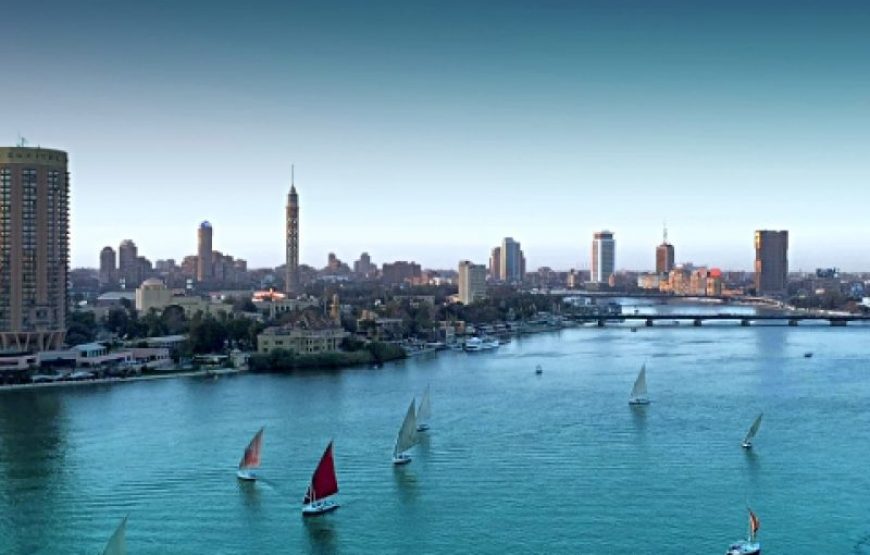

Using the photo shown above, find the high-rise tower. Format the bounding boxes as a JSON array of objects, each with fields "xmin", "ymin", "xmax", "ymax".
[
  {"xmin": 754, "ymin": 230, "xmax": 788, "ymax": 295},
  {"xmin": 285, "ymin": 166, "xmax": 300, "ymax": 295},
  {"xmin": 0, "ymin": 146, "xmax": 69, "ymax": 351},
  {"xmin": 591, "ymin": 231, "xmax": 616, "ymax": 283},
  {"xmin": 197, "ymin": 221, "xmax": 213, "ymax": 283},
  {"xmin": 655, "ymin": 224, "xmax": 675, "ymax": 275}
]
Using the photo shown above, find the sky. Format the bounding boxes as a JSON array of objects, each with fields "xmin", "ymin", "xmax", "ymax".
[{"xmin": 2, "ymin": 0, "xmax": 869, "ymax": 272}]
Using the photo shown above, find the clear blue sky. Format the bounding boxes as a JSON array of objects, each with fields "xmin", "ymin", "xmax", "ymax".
[{"xmin": 3, "ymin": 1, "xmax": 868, "ymax": 271}]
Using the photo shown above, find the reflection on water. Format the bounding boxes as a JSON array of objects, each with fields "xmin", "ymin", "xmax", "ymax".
[
  {"xmin": 237, "ymin": 479, "xmax": 262, "ymax": 510},
  {"xmin": 630, "ymin": 405, "xmax": 648, "ymax": 434},
  {"xmin": 303, "ymin": 514, "xmax": 340, "ymax": 555},
  {"xmin": 392, "ymin": 466, "xmax": 420, "ymax": 505}
]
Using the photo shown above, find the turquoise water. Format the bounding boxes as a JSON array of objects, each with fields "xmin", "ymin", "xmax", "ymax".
[{"xmin": 2, "ymin": 318, "xmax": 870, "ymax": 553}]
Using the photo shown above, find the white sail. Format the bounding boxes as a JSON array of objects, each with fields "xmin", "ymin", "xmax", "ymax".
[
  {"xmin": 417, "ymin": 386, "xmax": 431, "ymax": 426},
  {"xmin": 630, "ymin": 363, "xmax": 648, "ymax": 400},
  {"xmin": 101, "ymin": 516, "xmax": 127, "ymax": 555},
  {"xmin": 395, "ymin": 399, "xmax": 418, "ymax": 455},
  {"xmin": 743, "ymin": 413, "xmax": 763, "ymax": 445}
]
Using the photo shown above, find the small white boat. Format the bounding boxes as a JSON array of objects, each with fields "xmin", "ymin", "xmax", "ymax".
[
  {"xmin": 101, "ymin": 516, "xmax": 127, "ymax": 555},
  {"xmin": 463, "ymin": 337, "xmax": 499, "ymax": 352},
  {"xmin": 628, "ymin": 363, "xmax": 650, "ymax": 406},
  {"xmin": 393, "ymin": 398, "xmax": 419, "ymax": 465},
  {"xmin": 741, "ymin": 413, "xmax": 763, "ymax": 449},
  {"xmin": 416, "ymin": 385, "xmax": 431, "ymax": 432},
  {"xmin": 236, "ymin": 427, "xmax": 264, "ymax": 480},
  {"xmin": 725, "ymin": 508, "xmax": 761, "ymax": 555},
  {"xmin": 535, "ymin": 364, "xmax": 543, "ymax": 375},
  {"xmin": 302, "ymin": 441, "xmax": 340, "ymax": 516}
]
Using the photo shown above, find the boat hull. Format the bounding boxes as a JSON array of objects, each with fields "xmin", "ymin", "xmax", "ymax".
[
  {"xmin": 628, "ymin": 398, "xmax": 650, "ymax": 406},
  {"xmin": 741, "ymin": 442, "xmax": 752, "ymax": 449},
  {"xmin": 416, "ymin": 424, "xmax": 429, "ymax": 432},
  {"xmin": 392, "ymin": 454, "xmax": 412, "ymax": 465},
  {"xmin": 725, "ymin": 541, "xmax": 760, "ymax": 555},
  {"xmin": 236, "ymin": 469, "xmax": 258, "ymax": 481},
  {"xmin": 302, "ymin": 500, "xmax": 339, "ymax": 516}
]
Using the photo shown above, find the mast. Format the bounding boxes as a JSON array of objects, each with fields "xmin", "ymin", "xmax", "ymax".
[
  {"xmin": 239, "ymin": 427, "xmax": 264, "ymax": 470},
  {"xmin": 304, "ymin": 441, "xmax": 339, "ymax": 505}
]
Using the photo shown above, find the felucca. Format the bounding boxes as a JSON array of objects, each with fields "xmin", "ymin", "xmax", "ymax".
[
  {"xmin": 302, "ymin": 441, "xmax": 340, "ymax": 516},
  {"xmin": 416, "ymin": 386, "xmax": 431, "ymax": 432},
  {"xmin": 725, "ymin": 508, "xmax": 761, "ymax": 555},
  {"xmin": 628, "ymin": 362, "xmax": 650, "ymax": 406},
  {"xmin": 101, "ymin": 516, "xmax": 127, "ymax": 555},
  {"xmin": 742, "ymin": 413, "xmax": 763, "ymax": 449},
  {"xmin": 237, "ymin": 427, "xmax": 264, "ymax": 481},
  {"xmin": 393, "ymin": 399, "xmax": 418, "ymax": 465}
]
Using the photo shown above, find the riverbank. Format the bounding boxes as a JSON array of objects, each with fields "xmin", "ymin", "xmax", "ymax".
[{"xmin": 0, "ymin": 367, "xmax": 244, "ymax": 393}]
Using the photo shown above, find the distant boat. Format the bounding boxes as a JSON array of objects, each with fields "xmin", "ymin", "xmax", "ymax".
[
  {"xmin": 804, "ymin": 352, "xmax": 813, "ymax": 358},
  {"xmin": 393, "ymin": 398, "xmax": 419, "ymax": 465},
  {"xmin": 463, "ymin": 337, "xmax": 499, "ymax": 352},
  {"xmin": 101, "ymin": 516, "xmax": 127, "ymax": 555},
  {"xmin": 302, "ymin": 441, "xmax": 340, "ymax": 516},
  {"xmin": 535, "ymin": 364, "xmax": 543, "ymax": 375},
  {"xmin": 416, "ymin": 385, "xmax": 431, "ymax": 432},
  {"xmin": 742, "ymin": 413, "xmax": 763, "ymax": 449},
  {"xmin": 724, "ymin": 508, "xmax": 761, "ymax": 555},
  {"xmin": 237, "ymin": 427, "xmax": 264, "ymax": 481},
  {"xmin": 630, "ymin": 327, "xmax": 638, "ymax": 333},
  {"xmin": 628, "ymin": 363, "xmax": 650, "ymax": 406}
]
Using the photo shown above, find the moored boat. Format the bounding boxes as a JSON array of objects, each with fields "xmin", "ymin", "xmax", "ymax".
[
  {"xmin": 393, "ymin": 398, "xmax": 419, "ymax": 465},
  {"xmin": 628, "ymin": 363, "xmax": 650, "ymax": 406},
  {"xmin": 237, "ymin": 427, "xmax": 264, "ymax": 480},
  {"xmin": 725, "ymin": 508, "xmax": 761, "ymax": 555},
  {"xmin": 302, "ymin": 441, "xmax": 340, "ymax": 516}
]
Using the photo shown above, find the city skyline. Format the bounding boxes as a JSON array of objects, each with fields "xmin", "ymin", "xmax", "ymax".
[{"xmin": 3, "ymin": 1, "xmax": 869, "ymax": 271}]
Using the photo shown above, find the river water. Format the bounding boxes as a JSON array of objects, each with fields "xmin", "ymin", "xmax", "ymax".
[{"xmin": 2, "ymin": 302, "xmax": 870, "ymax": 554}]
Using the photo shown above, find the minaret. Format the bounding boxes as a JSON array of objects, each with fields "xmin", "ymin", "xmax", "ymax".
[{"xmin": 285, "ymin": 165, "xmax": 299, "ymax": 295}]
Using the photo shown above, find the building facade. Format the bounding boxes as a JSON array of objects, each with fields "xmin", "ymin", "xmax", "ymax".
[
  {"xmin": 257, "ymin": 326, "xmax": 349, "ymax": 355},
  {"xmin": 754, "ymin": 230, "xmax": 788, "ymax": 295},
  {"xmin": 489, "ymin": 246, "xmax": 501, "ymax": 281},
  {"xmin": 99, "ymin": 246, "xmax": 117, "ymax": 288},
  {"xmin": 118, "ymin": 239, "xmax": 139, "ymax": 289},
  {"xmin": 285, "ymin": 168, "xmax": 300, "ymax": 295},
  {"xmin": 197, "ymin": 221, "xmax": 213, "ymax": 282},
  {"xmin": 0, "ymin": 146, "xmax": 69, "ymax": 351},
  {"xmin": 458, "ymin": 260, "xmax": 487, "ymax": 305},
  {"xmin": 591, "ymin": 231, "xmax": 616, "ymax": 283},
  {"xmin": 499, "ymin": 237, "xmax": 525, "ymax": 283}
]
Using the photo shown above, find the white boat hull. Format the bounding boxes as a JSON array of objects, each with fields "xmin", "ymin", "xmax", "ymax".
[
  {"xmin": 236, "ymin": 469, "xmax": 258, "ymax": 481},
  {"xmin": 392, "ymin": 453, "xmax": 412, "ymax": 465},
  {"xmin": 416, "ymin": 424, "xmax": 429, "ymax": 432},
  {"xmin": 628, "ymin": 398, "xmax": 650, "ymax": 406},
  {"xmin": 725, "ymin": 540, "xmax": 760, "ymax": 555},
  {"xmin": 302, "ymin": 500, "xmax": 339, "ymax": 516},
  {"xmin": 741, "ymin": 442, "xmax": 753, "ymax": 449}
]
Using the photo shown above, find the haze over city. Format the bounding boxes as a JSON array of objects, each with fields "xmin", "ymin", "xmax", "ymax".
[{"xmin": 3, "ymin": 0, "xmax": 869, "ymax": 270}]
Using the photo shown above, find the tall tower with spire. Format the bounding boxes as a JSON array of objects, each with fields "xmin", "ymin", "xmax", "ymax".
[
  {"xmin": 285, "ymin": 166, "xmax": 300, "ymax": 295},
  {"xmin": 655, "ymin": 223, "xmax": 675, "ymax": 275}
]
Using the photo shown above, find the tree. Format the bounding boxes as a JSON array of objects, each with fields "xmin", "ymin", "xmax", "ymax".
[
  {"xmin": 188, "ymin": 312, "xmax": 229, "ymax": 354},
  {"xmin": 66, "ymin": 311, "xmax": 98, "ymax": 346}
]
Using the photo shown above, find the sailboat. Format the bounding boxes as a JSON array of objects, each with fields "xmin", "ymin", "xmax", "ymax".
[
  {"xmin": 742, "ymin": 413, "xmax": 763, "ymax": 449},
  {"xmin": 101, "ymin": 516, "xmax": 127, "ymax": 555},
  {"xmin": 535, "ymin": 364, "xmax": 543, "ymax": 375},
  {"xmin": 302, "ymin": 441, "xmax": 340, "ymax": 516},
  {"xmin": 237, "ymin": 427, "xmax": 264, "ymax": 481},
  {"xmin": 628, "ymin": 362, "xmax": 650, "ymax": 405},
  {"xmin": 393, "ymin": 398, "xmax": 418, "ymax": 465},
  {"xmin": 725, "ymin": 508, "xmax": 761, "ymax": 555},
  {"xmin": 416, "ymin": 385, "xmax": 431, "ymax": 432}
]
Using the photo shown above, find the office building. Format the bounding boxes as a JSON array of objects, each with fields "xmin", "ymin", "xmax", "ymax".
[
  {"xmin": 754, "ymin": 230, "xmax": 788, "ymax": 295},
  {"xmin": 381, "ymin": 261, "xmax": 421, "ymax": 285},
  {"xmin": 655, "ymin": 226, "xmax": 675, "ymax": 275},
  {"xmin": 498, "ymin": 237, "xmax": 525, "ymax": 283},
  {"xmin": 0, "ymin": 146, "xmax": 69, "ymax": 351},
  {"xmin": 458, "ymin": 260, "xmax": 487, "ymax": 305},
  {"xmin": 353, "ymin": 252, "xmax": 377, "ymax": 278},
  {"xmin": 591, "ymin": 231, "xmax": 616, "ymax": 283},
  {"xmin": 99, "ymin": 246, "xmax": 117, "ymax": 287},
  {"xmin": 489, "ymin": 246, "xmax": 501, "ymax": 281},
  {"xmin": 197, "ymin": 221, "xmax": 213, "ymax": 282},
  {"xmin": 285, "ymin": 167, "xmax": 299, "ymax": 295},
  {"xmin": 118, "ymin": 239, "xmax": 139, "ymax": 289}
]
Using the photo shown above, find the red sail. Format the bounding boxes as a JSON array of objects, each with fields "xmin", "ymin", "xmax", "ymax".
[
  {"xmin": 239, "ymin": 428, "xmax": 264, "ymax": 469},
  {"xmin": 303, "ymin": 441, "xmax": 339, "ymax": 504},
  {"xmin": 749, "ymin": 509, "xmax": 760, "ymax": 536}
]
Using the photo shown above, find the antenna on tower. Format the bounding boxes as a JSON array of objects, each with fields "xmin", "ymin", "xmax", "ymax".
[
  {"xmin": 663, "ymin": 221, "xmax": 668, "ymax": 244},
  {"xmin": 291, "ymin": 164, "xmax": 295, "ymax": 186}
]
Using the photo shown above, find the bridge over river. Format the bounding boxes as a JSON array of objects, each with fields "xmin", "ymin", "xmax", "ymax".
[{"xmin": 586, "ymin": 313, "xmax": 870, "ymax": 327}]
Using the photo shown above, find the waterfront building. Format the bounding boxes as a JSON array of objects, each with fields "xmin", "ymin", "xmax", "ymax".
[
  {"xmin": 257, "ymin": 326, "xmax": 349, "ymax": 355},
  {"xmin": 499, "ymin": 238, "xmax": 525, "ymax": 283},
  {"xmin": 458, "ymin": 260, "xmax": 487, "ymax": 305},
  {"xmin": 99, "ymin": 246, "xmax": 117, "ymax": 288},
  {"xmin": 0, "ymin": 146, "xmax": 69, "ymax": 351},
  {"xmin": 489, "ymin": 246, "xmax": 502, "ymax": 281},
  {"xmin": 285, "ymin": 167, "xmax": 300, "ymax": 295},
  {"xmin": 591, "ymin": 231, "xmax": 616, "ymax": 284},
  {"xmin": 754, "ymin": 230, "xmax": 788, "ymax": 295},
  {"xmin": 197, "ymin": 221, "xmax": 213, "ymax": 282},
  {"xmin": 656, "ymin": 226, "xmax": 675, "ymax": 275},
  {"xmin": 118, "ymin": 239, "xmax": 139, "ymax": 290}
]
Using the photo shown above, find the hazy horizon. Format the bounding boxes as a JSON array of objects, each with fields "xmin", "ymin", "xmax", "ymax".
[{"xmin": 3, "ymin": 1, "xmax": 868, "ymax": 272}]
